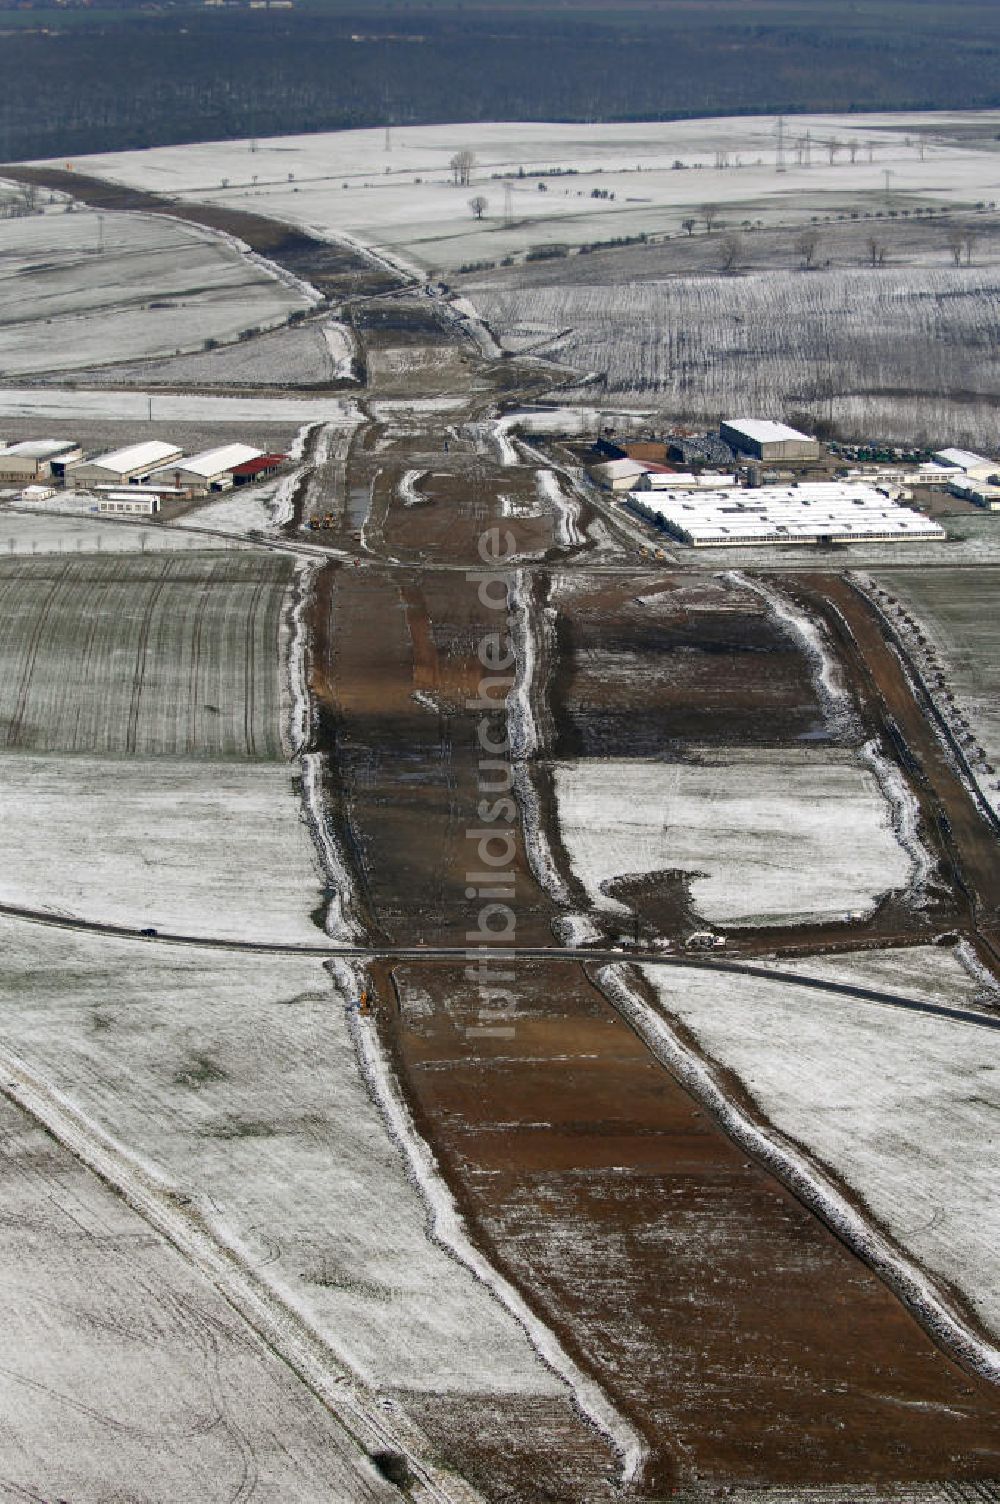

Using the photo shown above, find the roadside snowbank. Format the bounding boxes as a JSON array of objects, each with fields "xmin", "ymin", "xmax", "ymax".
[{"xmin": 536, "ymin": 468, "xmax": 583, "ymax": 547}]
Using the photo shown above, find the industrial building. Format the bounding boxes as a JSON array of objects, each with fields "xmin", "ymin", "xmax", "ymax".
[
  {"xmin": 588, "ymin": 457, "xmax": 652, "ymax": 491},
  {"xmin": 97, "ymin": 492, "xmax": 160, "ymax": 516},
  {"xmin": 149, "ymin": 443, "xmax": 264, "ymax": 492},
  {"xmin": 0, "ymin": 439, "xmax": 82, "ymax": 483},
  {"xmin": 231, "ymin": 453, "xmax": 287, "ymax": 485},
  {"xmin": 947, "ymin": 475, "xmax": 1000, "ymax": 510},
  {"xmin": 636, "ymin": 471, "xmax": 739, "ymax": 493},
  {"xmin": 72, "ymin": 441, "xmax": 183, "ymax": 487},
  {"xmin": 933, "ymin": 448, "xmax": 999, "ymax": 484},
  {"xmin": 915, "ymin": 461, "xmax": 962, "ymax": 486},
  {"xmin": 626, "ymin": 481, "xmax": 945, "ymax": 547},
  {"xmin": 719, "ymin": 419, "xmax": 821, "ymax": 463}
]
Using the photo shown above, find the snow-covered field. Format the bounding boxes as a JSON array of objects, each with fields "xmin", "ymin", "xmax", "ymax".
[
  {"xmin": 0, "ymin": 550, "xmax": 291, "ymax": 757},
  {"xmin": 175, "ymin": 483, "xmax": 280, "ymax": 536},
  {"xmin": 639, "ymin": 960, "xmax": 1000, "ymax": 1344},
  {"xmin": 0, "ymin": 1086, "xmax": 393, "ymax": 1504},
  {"xmin": 55, "ymin": 320, "xmax": 339, "ymax": 390},
  {"xmin": 865, "ymin": 568, "xmax": 1000, "ymax": 819},
  {"xmin": 0, "ymin": 387, "xmax": 357, "ymax": 423},
  {"xmin": 553, "ymin": 750, "xmax": 914, "ymax": 926},
  {"xmin": 765, "ymin": 943, "xmax": 997, "ymax": 1010},
  {"xmin": 0, "ymin": 755, "xmax": 325, "ymax": 941},
  {"xmin": 0, "ymin": 915, "xmax": 566, "ymax": 1403},
  {"xmin": 0, "ymin": 206, "xmax": 310, "ymax": 374},
  {"xmin": 0, "ymin": 506, "xmax": 232, "ymax": 555},
  {"xmin": 463, "ymin": 267, "xmax": 1000, "ymax": 446},
  {"xmin": 42, "ymin": 113, "xmax": 1000, "ymax": 273}
]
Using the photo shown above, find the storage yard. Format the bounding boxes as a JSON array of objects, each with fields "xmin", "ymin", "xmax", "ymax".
[
  {"xmin": 627, "ymin": 480, "xmax": 946, "ymax": 547},
  {"xmin": 580, "ymin": 417, "xmax": 991, "ymax": 551}
]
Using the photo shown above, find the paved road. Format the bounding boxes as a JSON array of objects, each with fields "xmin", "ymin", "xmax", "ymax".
[{"xmin": 3, "ymin": 899, "xmax": 996, "ymax": 1032}]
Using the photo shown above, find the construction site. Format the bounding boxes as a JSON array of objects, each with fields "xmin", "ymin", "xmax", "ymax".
[{"xmin": 1, "ymin": 143, "xmax": 1000, "ymax": 1504}]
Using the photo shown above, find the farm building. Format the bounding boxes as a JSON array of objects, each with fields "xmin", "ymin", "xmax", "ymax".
[
  {"xmin": 947, "ymin": 476, "xmax": 1000, "ymax": 510},
  {"xmin": 94, "ymin": 483, "xmax": 186, "ymax": 499},
  {"xmin": 627, "ymin": 481, "xmax": 945, "ymax": 547},
  {"xmin": 18, "ymin": 483, "xmax": 57, "ymax": 503},
  {"xmin": 933, "ymin": 448, "xmax": 999, "ymax": 484},
  {"xmin": 637, "ymin": 471, "xmax": 739, "ymax": 492},
  {"xmin": 0, "ymin": 439, "xmax": 82, "ymax": 483},
  {"xmin": 719, "ymin": 420, "xmax": 821, "ymax": 463},
  {"xmin": 230, "ymin": 453, "xmax": 287, "ymax": 486},
  {"xmin": 588, "ymin": 457, "xmax": 652, "ymax": 491},
  {"xmin": 916, "ymin": 462, "xmax": 962, "ymax": 487},
  {"xmin": 149, "ymin": 444, "xmax": 264, "ymax": 492},
  {"xmin": 97, "ymin": 492, "xmax": 160, "ymax": 516},
  {"xmin": 72, "ymin": 441, "xmax": 183, "ymax": 487}
]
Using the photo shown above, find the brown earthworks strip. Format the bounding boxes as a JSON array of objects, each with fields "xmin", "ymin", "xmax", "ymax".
[
  {"xmin": 786, "ymin": 575, "xmax": 1000, "ymax": 959},
  {"xmin": 371, "ymin": 955, "xmax": 1000, "ymax": 1498}
]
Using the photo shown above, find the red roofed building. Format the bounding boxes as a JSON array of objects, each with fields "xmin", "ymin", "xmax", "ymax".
[{"xmin": 230, "ymin": 453, "xmax": 287, "ymax": 485}]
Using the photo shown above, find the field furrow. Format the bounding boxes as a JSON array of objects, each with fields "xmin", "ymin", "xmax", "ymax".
[{"xmin": 0, "ymin": 551, "xmax": 292, "ymax": 759}]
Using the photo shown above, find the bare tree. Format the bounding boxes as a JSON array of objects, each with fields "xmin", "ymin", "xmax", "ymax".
[
  {"xmin": 866, "ymin": 235, "xmax": 888, "ymax": 267},
  {"xmin": 719, "ymin": 231, "xmax": 743, "ymax": 272},
  {"xmin": 681, "ymin": 217, "xmax": 696, "ymax": 236},
  {"xmin": 945, "ymin": 226, "xmax": 978, "ymax": 265},
  {"xmin": 701, "ymin": 203, "xmax": 720, "ymax": 235},
  {"xmin": 450, "ymin": 149, "xmax": 477, "ymax": 188},
  {"xmin": 468, "ymin": 195, "xmax": 488, "ymax": 220},
  {"xmin": 826, "ymin": 138, "xmax": 843, "ymax": 166},
  {"xmin": 847, "ymin": 138, "xmax": 860, "ymax": 165},
  {"xmin": 795, "ymin": 229, "xmax": 821, "ymax": 268}
]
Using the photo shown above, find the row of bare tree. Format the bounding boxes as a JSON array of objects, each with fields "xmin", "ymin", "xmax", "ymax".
[
  {"xmin": 0, "ymin": 182, "xmax": 42, "ymax": 218},
  {"xmin": 709, "ymin": 228, "xmax": 982, "ymax": 273}
]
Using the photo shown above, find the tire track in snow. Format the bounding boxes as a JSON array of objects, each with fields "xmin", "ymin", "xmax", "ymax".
[{"xmin": 0, "ymin": 1039, "xmax": 484, "ymax": 1504}]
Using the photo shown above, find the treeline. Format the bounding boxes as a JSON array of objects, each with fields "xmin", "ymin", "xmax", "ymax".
[{"xmin": 2, "ymin": 4, "xmax": 1000, "ymax": 161}]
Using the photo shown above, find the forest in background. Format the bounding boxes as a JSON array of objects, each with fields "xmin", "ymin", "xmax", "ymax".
[{"xmin": 3, "ymin": 0, "xmax": 1000, "ymax": 162}]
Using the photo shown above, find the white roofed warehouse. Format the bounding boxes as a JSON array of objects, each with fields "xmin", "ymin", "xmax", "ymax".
[
  {"xmin": 933, "ymin": 448, "xmax": 999, "ymax": 483},
  {"xmin": 71, "ymin": 441, "xmax": 183, "ymax": 486},
  {"xmin": 720, "ymin": 419, "xmax": 821, "ymax": 463},
  {"xmin": 148, "ymin": 444, "xmax": 264, "ymax": 493},
  {"xmin": 627, "ymin": 481, "xmax": 945, "ymax": 547}
]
